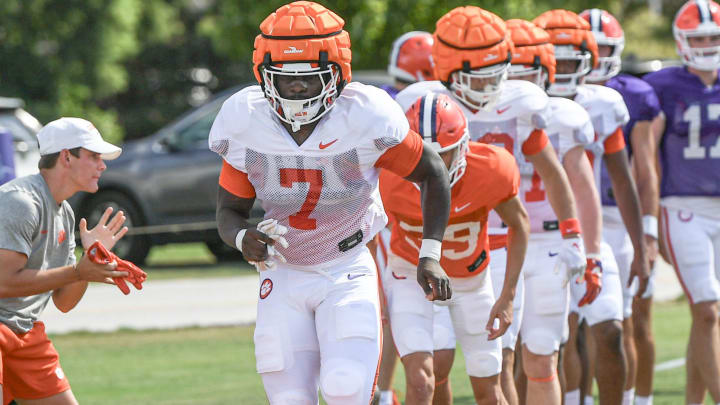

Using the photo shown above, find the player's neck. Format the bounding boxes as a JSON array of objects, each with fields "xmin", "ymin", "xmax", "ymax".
[
  {"xmin": 40, "ymin": 169, "xmax": 77, "ymax": 205},
  {"xmin": 688, "ymin": 66, "xmax": 719, "ymax": 87},
  {"xmin": 281, "ymin": 121, "xmax": 320, "ymax": 146}
]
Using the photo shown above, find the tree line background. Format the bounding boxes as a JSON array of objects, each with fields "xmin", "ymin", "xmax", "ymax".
[{"xmin": 0, "ymin": 0, "xmax": 687, "ymax": 145}]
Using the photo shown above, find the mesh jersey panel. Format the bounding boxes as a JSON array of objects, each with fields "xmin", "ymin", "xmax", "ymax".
[{"xmin": 245, "ymin": 147, "xmax": 387, "ymax": 266}]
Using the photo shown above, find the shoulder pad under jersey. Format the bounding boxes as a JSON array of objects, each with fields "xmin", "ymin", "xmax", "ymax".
[
  {"xmin": 547, "ymin": 97, "xmax": 594, "ymax": 146},
  {"xmin": 496, "ymin": 80, "xmax": 551, "ymax": 129},
  {"xmin": 395, "ymin": 81, "xmax": 449, "ymax": 112},
  {"xmin": 577, "ymin": 84, "xmax": 629, "ymax": 137}
]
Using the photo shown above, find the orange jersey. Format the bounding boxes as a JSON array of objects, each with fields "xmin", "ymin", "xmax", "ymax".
[{"xmin": 380, "ymin": 142, "xmax": 520, "ymax": 278}]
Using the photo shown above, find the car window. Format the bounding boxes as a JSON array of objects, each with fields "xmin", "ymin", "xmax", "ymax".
[{"xmin": 174, "ymin": 105, "xmax": 222, "ymax": 150}]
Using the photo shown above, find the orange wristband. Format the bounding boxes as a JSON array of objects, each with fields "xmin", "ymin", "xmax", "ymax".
[{"xmin": 560, "ymin": 218, "xmax": 581, "ymax": 237}]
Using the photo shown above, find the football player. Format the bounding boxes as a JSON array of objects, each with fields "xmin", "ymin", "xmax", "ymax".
[
  {"xmin": 535, "ymin": 9, "xmax": 650, "ymax": 405},
  {"xmin": 580, "ymin": 9, "xmax": 663, "ymax": 405},
  {"xmin": 381, "ymin": 92, "xmax": 530, "ymax": 405},
  {"xmin": 644, "ymin": 1, "xmax": 720, "ymax": 403},
  {"xmin": 396, "ymin": 7, "xmax": 587, "ymax": 405},
  {"xmin": 376, "ymin": 30, "xmax": 435, "ymax": 405},
  {"xmin": 504, "ymin": 18, "xmax": 608, "ymax": 405},
  {"xmin": 382, "ymin": 31, "xmax": 435, "ymax": 99},
  {"xmin": 208, "ymin": 2, "xmax": 452, "ymax": 404}
]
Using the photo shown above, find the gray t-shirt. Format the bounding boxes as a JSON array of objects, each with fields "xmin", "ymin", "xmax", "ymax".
[{"xmin": 0, "ymin": 174, "xmax": 76, "ymax": 333}]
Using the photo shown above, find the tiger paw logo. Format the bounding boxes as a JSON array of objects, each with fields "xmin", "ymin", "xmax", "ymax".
[
  {"xmin": 57, "ymin": 229, "xmax": 66, "ymax": 244},
  {"xmin": 259, "ymin": 278, "xmax": 273, "ymax": 299}
]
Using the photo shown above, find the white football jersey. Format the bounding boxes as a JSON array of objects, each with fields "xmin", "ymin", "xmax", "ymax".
[
  {"xmin": 397, "ymin": 80, "xmax": 573, "ymax": 234},
  {"xmin": 511, "ymin": 97, "xmax": 594, "ymax": 233},
  {"xmin": 574, "ymin": 84, "xmax": 630, "ymax": 187},
  {"xmin": 209, "ymin": 82, "xmax": 412, "ymax": 267}
]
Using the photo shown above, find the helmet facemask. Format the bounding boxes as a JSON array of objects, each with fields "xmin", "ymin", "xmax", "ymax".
[
  {"xmin": 438, "ymin": 133, "xmax": 470, "ymax": 187},
  {"xmin": 450, "ymin": 62, "xmax": 509, "ymax": 111},
  {"xmin": 676, "ymin": 27, "xmax": 720, "ymax": 70},
  {"xmin": 547, "ymin": 45, "xmax": 593, "ymax": 96},
  {"xmin": 261, "ymin": 62, "xmax": 340, "ymax": 132},
  {"xmin": 508, "ymin": 62, "xmax": 549, "ymax": 89},
  {"xmin": 587, "ymin": 40, "xmax": 624, "ymax": 82}
]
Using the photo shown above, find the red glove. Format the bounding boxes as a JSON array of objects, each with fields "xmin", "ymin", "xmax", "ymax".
[
  {"xmin": 577, "ymin": 255, "xmax": 602, "ymax": 307},
  {"xmin": 86, "ymin": 241, "xmax": 147, "ymax": 295}
]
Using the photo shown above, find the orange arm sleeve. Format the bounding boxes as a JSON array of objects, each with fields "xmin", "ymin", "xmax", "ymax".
[
  {"xmin": 521, "ymin": 129, "xmax": 549, "ymax": 156},
  {"xmin": 375, "ymin": 130, "xmax": 424, "ymax": 178},
  {"xmin": 603, "ymin": 127, "xmax": 626, "ymax": 155},
  {"xmin": 219, "ymin": 161, "xmax": 256, "ymax": 198}
]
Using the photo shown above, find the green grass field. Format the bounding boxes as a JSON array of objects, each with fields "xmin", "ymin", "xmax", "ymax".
[
  {"xmin": 49, "ymin": 299, "xmax": 700, "ymax": 405},
  {"xmin": 49, "ymin": 243, "xmax": 705, "ymax": 404}
]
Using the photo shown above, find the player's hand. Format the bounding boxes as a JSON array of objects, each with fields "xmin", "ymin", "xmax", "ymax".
[
  {"xmin": 241, "ymin": 229, "xmax": 275, "ymax": 262},
  {"xmin": 416, "ymin": 257, "xmax": 451, "ymax": 301},
  {"xmin": 77, "ymin": 245, "xmax": 127, "ymax": 284},
  {"xmin": 629, "ymin": 246, "xmax": 651, "ymax": 299},
  {"xmin": 487, "ymin": 295, "xmax": 513, "ymax": 340},
  {"xmin": 554, "ymin": 236, "xmax": 586, "ymax": 287},
  {"xmin": 242, "ymin": 219, "xmax": 289, "ymax": 271},
  {"xmin": 113, "ymin": 257, "xmax": 148, "ymax": 295},
  {"xmin": 79, "ymin": 207, "xmax": 128, "ymax": 251},
  {"xmin": 577, "ymin": 256, "xmax": 602, "ymax": 307}
]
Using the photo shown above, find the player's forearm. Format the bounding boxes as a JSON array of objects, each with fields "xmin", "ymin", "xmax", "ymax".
[
  {"xmin": 501, "ymin": 224, "xmax": 528, "ymax": 300},
  {"xmin": 605, "ymin": 151, "xmax": 647, "ymax": 257},
  {"xmin": 532, "ymin": 152, "xmax": 579, "ymax": 223},
  {"xmin": 564, "ymin": 147, "xmax": 603, "ymax": 254},
  {"xmin": 52, "ymin": 280, "xmax": 89, "ymax": 313},
  {"xmin": 215, "ymin": 187, "xmax": 255, "ymax": 250},
  {"xmin": 630, "ymin": 122, "xmax": 660, "ymax": 217},
  {"xmin": 0, "ymin": 265, "xmax": 80, "ymax": 299},
  {"xmin": 418, "ymin": 156, "xmax": 451, "ymax": 242}
]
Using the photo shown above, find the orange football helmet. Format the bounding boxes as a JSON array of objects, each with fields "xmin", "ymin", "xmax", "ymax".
[
  {"xmin": 580, "ymin": 9, "xmax": 624, "ymax": 82},
  {"xmin": 388, "ymin": 31, "xmax": 435, "ymax": 83},
  {"xmin": 534, "ymin": 9, "xmax": 599, "ymax": 96},
  {"xmin": 406, "ymin": 93, "xmax": 469, "ymax": 187},
  {"xmin": 432, "ymin": 6, "xmax": 514, "ymax": 110},
  {"xmin": 506, "ymin": 19, "xmax": 556, "ymax": 89},
  {"xmin": 674, "ymin": 0, "xmax": 720, "ymax": 70},
  {"xmin": 252, "ymin": 1, "xmax": 352, "ymax": 131}
]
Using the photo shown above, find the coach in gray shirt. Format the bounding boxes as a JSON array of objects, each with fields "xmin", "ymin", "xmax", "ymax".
[{"xmin": 0, "ymin": 117, "xmax": 129, "ymax": 405}]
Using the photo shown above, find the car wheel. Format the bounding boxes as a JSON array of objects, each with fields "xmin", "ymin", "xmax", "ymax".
[
  {"xmin": 205, "ymin": 239, "xmax": 245, "ymax": 262},
  {"xmin": 82, "ymin": 191, "xmax": 151, "ymax": 264}
]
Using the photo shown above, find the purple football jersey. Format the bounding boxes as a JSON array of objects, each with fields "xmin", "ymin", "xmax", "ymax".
[
  {"xmin": 645, "ymin": 66, "xmax": 720, "ymax": 197},
  {"xmin": 600, "ymin": 74, "xmax": 661, "ymax": 205},
  {"xmin": 380, "ymin": 84, "xmax": 400, "ymax": 100}
]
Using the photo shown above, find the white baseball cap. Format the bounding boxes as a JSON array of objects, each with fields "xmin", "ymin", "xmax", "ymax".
[{"xmin": 37, "ymin": 117, "xmax": 122, "ymax": 160}]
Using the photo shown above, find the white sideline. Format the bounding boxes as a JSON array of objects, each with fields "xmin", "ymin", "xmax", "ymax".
[
  {"xmin": 655, "ymin": 357, "xmax": 685, "ymax": 372},
  {"xmin": 43, "ymin": 258, "xmax": 682, "ymax": 335}
]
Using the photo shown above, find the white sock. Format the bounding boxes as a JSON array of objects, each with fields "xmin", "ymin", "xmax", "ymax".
[
  {"xmin": 378, "ymin": 390, "xmax": 394, "ymax": 405},
  {"xmin": 622, "ymin": 388, "xmax": 635, "ymax": 405},
  {"xmin": 584, "ymin": 395, "xmax": 594, "ymax": 405},
  {"xmin": 565, "ymin": 389, "xmax": 581, "ymax": 405},
  {"xmin": 635, "ymin": 395, "xmax": 653, "ymax": 405}
]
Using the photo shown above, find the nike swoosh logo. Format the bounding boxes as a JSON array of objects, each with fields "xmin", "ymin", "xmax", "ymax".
[
  {"xmin": 496, "ymin": 106, "xmax": 511, "ymax": 114},
  {"xmin": 548, "ymin": 252, "xmax": 559, "ymax": 257},
  {"xmin": 319, "ymin": 139, "xmax": 338, "ymax": 149},
  {"xmin": 454, "ymin": 202, "xmax": 472, "ymax": 212},
  {"xmin": 391, "ymin": 271, "xmax": 407, "ymax": 280},
  {"xmin": 347, "ymin": 273, "xmax": 367, "ymax": 280}
]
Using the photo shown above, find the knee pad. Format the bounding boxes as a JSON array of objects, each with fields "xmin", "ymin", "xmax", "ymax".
[
  {"xmin": 465, "ymin": 349, "xmax": 502, "ymax": 378},
  {"xmin": 320, "ymin": 358, "xmax": 366, "ymax": 402},
  {"xmin": 269, "ymin": 389, "xmax": 315, "ymax": 405},
  {"xmin": 523, "ymin": 330, "xmax": 560, "ymax": 356},
  {"xmin": 254, "ymin": 326, "xmax": 291, "ymax": 373}
]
